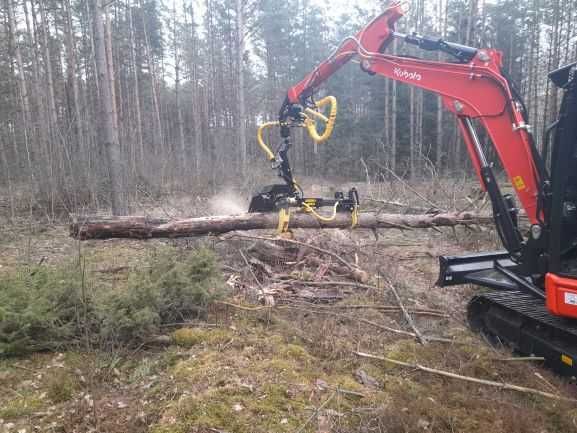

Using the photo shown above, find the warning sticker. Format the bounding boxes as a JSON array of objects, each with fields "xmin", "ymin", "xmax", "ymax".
[
  {"xmin": 513, "ymin": 176, "xmax": 526, "ymax": 191},
  {"xmin": 564, "ymin": 292, "xmax": 577, "ymax": 306}
]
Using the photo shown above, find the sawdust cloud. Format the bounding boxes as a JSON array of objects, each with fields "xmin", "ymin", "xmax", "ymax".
[{"xmin": 209, "ymin": 190, "xmax": 247, "ymax": 215}]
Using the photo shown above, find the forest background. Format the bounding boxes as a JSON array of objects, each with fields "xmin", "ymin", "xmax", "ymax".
[{"xmin": 0, "ymin": 0, "xmax": 575, "ymax": 217}]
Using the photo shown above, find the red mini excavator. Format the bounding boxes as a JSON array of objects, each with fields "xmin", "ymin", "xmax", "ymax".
[{"xmin": 249, "ymin": 3, "xmax": 577, "ymax": 375}]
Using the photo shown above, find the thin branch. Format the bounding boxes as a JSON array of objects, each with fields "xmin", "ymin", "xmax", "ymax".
[
  {"xmin": 365, "ymin": 198, "xmax": 430, "ymax": 213},
  {"xmin": 238, "ymin": 249, "xmax": 263, "ymax": 289},
  {"xmin": 371, "ymin": 161, "xmax": 446, "ymax": 211},
  {"xmin": 290, "ymin": 302, "xmax": 448, "ymax": 317},
  {"xmin": 271, "ymin": 278, "xmax": 381, "ymax": 291},
  {"xmin": 215, "ymin": 299, "xmax": 448, "ymax": 318},
  {"xmin": 354, "ymin": 351, "xmax": 575, "ymax": 402},
  {"xmin": 225, "ymin": 234, "xmax": 358, "ymax": 271},
  {"xmin": 215, "ymin": 300, "xmax": 269, "ymax": 311},
  {"xmin": 295, "ymin": 391, "xmax": 337, "ymax": 433},
  {"xmin": 385, "ymin": 280, "xmax": 427, "ymax": 344},
  {"xmin": 496, "ymin": 357, "xmax": 545, "ymax": 362},
  {"xmin": 284, "ymin": 306, "xmax": 453, "ymax": 343}
]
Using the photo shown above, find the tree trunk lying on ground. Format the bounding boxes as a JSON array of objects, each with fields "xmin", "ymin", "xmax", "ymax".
[{"xmin": 70, "ymin": 211, "xmax": 492, "ymax": 240}]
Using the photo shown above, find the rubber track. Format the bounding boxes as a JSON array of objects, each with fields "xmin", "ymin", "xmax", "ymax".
[
  {"xmin": 469, "ymin": 291, "xmax": 577, "ymax": 376},
  {"xmin": 472, "ymin": 291, "xmax": 577, "ymax": 337}
]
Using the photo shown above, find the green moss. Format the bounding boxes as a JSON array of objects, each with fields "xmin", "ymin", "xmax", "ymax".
[
  {"xmin": 262, "ymin": 334, "xmax": 285, "ymax": 349},
  {"xmin": 246, "ymin": 383, "xmax": 307, "ymax": 430},
  {"xmin": 289, "ymin": 269, "xmax": 314, "ymax": 281},
  {"xmin": 171, "ymin": 350, "xmax": 236, "ymax": 391},
  {"xmin": 383, "ymin": 374, "xmax": 426, "ymax": 396},
  {"xmin": 149, "ymin": 426, "xmax": 186, "ymax": 433},
  {"xmin": 381, "ymin": 339, "xmax": 419, "ymax": 370},
  {"xmin": 281, "ymin": 343, "xmax": 312, "ymax": 362},
  {"xmin": 176, "ymin": 388, "xmax": 249, "ymax": 432},
  {"xmin": 264, "ymin": 357, "xmax": 295, "ymax": 372},
  {"xmin": 158, "ymin": 348, "xmax": 190, "ymax": 369},
  {"xmin": 171, "ymin": 328, "xmax": 231, "ymax": 348},
  {"xmin": 332, "ymin": 374, "xmax": 365, "ymax": 393},
  {"xmin": 171, "ymin": 385, "xmax": 307, "ymax": 433},
  {"xmin": 0, "ymin": 394, "xmax": 44, "ymax": 418}
]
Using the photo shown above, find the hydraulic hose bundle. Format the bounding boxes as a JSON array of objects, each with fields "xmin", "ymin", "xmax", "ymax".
[
  {"xmin": 256, "ymin": 95, "xmax": 338, "ymax": 161},
  {"xmin": 250, "ymin": 95, "xmax": 360, "ymax": 232}
]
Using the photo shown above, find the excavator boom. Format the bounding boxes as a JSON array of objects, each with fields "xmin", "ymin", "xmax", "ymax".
[{"xmin": 283, "ymin": 3, "xmax": 544, "ymax": 227}]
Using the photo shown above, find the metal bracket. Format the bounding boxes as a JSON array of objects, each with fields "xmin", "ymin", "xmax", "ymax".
[
  {"xmin": 277, "ymin": 207, "xmax": 291, "ymax": 233},
  {"xmin": 513, "ymin": 122, "xmax": 532, "ymax": 134}
]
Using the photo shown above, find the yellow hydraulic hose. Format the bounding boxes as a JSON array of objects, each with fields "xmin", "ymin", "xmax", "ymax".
[
  {"xmin": 302, "ymin": 199, "xmax": 359, "ymax": 228},
  {"xmin": 256, "ymin": 96, "xmax": 338, "ymax": 161},
  {"xmin": 255, "ymin": 95, "xmax": 358, "ymax": 229},
  {"xmin": 302, "ymin": 200, "xmax": 340, "ymax": 222},
  {"xmin": 256, "ymin": 96, "xmax": 337, "ymax": 161},
  {"xmin": 304, "ymin": 95, "xmax": 337, "ymax": 143},
  {"xmin": 257, "ymin": 121, "xmax": 279, "ymax": 161}
]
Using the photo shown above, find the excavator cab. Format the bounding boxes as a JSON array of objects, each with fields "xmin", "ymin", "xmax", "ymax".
[{"xmin": 547, "ymin": 62, "xmax": 577, "ymax": 277}]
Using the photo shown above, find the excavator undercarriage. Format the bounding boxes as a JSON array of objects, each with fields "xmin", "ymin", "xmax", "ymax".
[{"xmin": 468, "ymin": 291, "xmax": 577, "ymax": 376}]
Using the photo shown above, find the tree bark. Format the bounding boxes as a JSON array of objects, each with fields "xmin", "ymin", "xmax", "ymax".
[
  {"xmin": 7, "ymin": 0, "xmax": 30, "ymax": 125},
  {"xmin": 186, "ymin": 3, "xmax": 203, "ymax": 176},
  {"xmin": 64, "ymin": 0, "xmax": 83, "ymax": 153},
  {"xmin": 173, "ymin": 0, "xmax": 186, "ymax": 171},
  {"xmin": 7, "ymin": 0, "xmax": 33, "ymax": 184},
  {"xmin": 38, "ymin": 0, "xmax": 58, "ymax": 129},
  {"xmin": 235, "ymin": 0, "xmax": 247, "ymax": 174},
  {"xmin": 104, "ymin": 9, "xmax": 120, "ymax": 146},
  {"xmin": 94, "ymin": 0, "xmax": 125, "ymax": 214},
  {"xmin": 70, "ymin": 211, "xmax": 491, "ymax": 240},
  {"xmin": 128, "ymin": 0, "xmax": 144, "ymax": 166},
  {"xmin": 391, "ymin": 40, "xmax": 398, "ymax": 174},
  {"xmin": 140, "ymin": 0, "xmax": 164, "ymax": 155},
  {"xmin": 28, "ymin": 0, "xmax": 54, "ymax": 210}
]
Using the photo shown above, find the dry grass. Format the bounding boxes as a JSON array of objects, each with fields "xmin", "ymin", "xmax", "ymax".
[{"xmin": 1, "ymin": 178, "xmax": 576, "ymax": 433}]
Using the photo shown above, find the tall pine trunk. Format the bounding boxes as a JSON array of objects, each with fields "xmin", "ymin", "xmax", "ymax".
[
  {"xmin": 236, "ymin": 0, "xmax": 247, "ymax": 174},
  {"xmin": 94, "ymin": 0, "xmax": 125, "ymax": 214}
]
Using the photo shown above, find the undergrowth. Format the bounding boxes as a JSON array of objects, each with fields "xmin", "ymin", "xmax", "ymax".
[{"xmin": 0, "ymin": 246, "xmax": 224, "ymax": 355}]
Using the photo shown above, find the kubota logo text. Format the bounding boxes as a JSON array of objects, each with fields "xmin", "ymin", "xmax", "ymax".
[{"xmin": 393, "ymin": 68, "xmax": 422, "ymax": 81}]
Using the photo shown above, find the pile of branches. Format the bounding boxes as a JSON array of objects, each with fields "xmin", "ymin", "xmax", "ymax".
[
  {"xmin": 226, "ymin": 233, "xmax": 372, "ymax": 306},
  {"xmin": 220, "ymin": 232, "xmax": 448, "ymax": 344}
]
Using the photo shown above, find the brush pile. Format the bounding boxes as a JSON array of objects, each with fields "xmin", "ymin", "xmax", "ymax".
[{"xmin": 219, "ymin": 230, "xmax": 450, "ymax": 341}]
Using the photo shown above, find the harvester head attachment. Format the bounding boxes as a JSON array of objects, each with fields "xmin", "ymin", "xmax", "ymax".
[
  {"xmin": 249, "ymin": 184, "xmax": 360, "ymax": 215},
  {"xmin": 248, "ymin": 184, "xmax": 296, "ymax": 213}
]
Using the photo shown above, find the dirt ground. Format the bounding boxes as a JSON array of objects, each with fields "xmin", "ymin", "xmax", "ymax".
[{"xmin": 1, "ymin": 181, "xmax": 577, "ymax": 433}]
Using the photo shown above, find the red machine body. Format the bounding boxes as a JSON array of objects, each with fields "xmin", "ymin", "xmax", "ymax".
[{"xmin": 546, "ymin": 274, "xmax": 577, "ymax": 317}]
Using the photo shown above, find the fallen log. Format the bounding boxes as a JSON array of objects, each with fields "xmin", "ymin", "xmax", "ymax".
[{"xmin": 70, "ymin": 211, "xmax": 492, "ymax": 240}]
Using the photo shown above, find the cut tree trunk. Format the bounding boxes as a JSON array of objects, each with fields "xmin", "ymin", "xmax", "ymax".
[{"xmin": 70, "ymin": 211, "xmax": 491, "ymax": 240}]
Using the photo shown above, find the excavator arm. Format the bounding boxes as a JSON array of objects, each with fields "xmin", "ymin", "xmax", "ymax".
[{"xmin": 280, "ymin": 3, "xmax": 546, "ymax": 233}]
